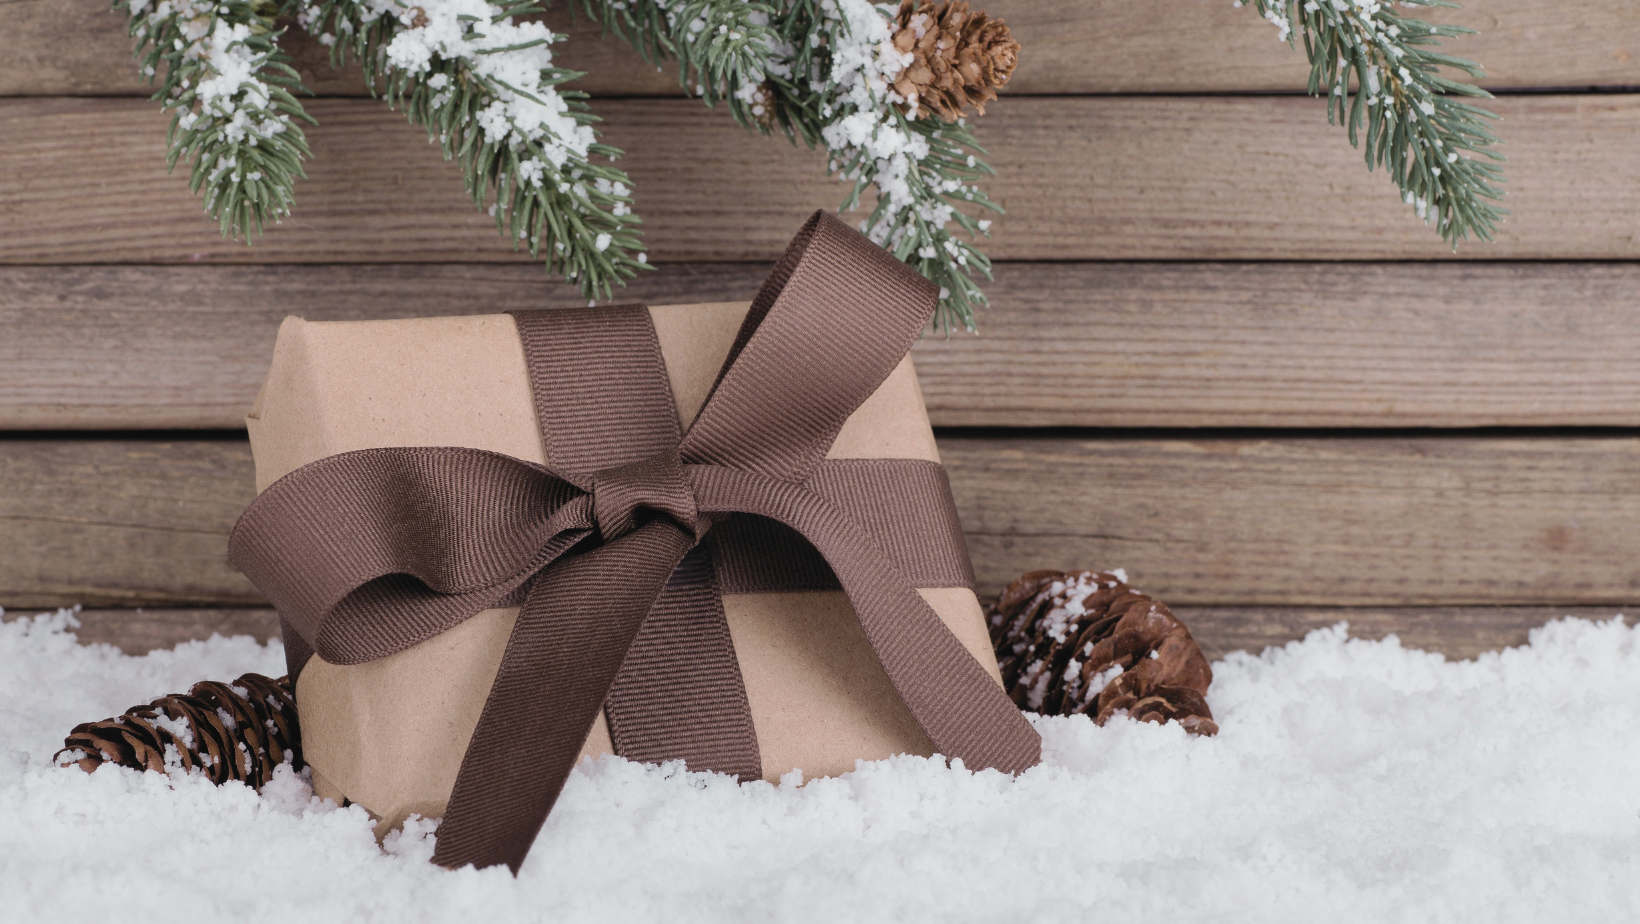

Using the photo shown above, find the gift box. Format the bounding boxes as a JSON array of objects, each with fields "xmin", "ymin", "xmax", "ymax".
[{"xmin": 230, "ymin": 212, "xmax": 1039, "ymax": 871}]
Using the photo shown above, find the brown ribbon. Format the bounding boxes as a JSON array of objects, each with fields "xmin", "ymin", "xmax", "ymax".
[{"xmin": 228, "ymin": 211, "xmax": 1041, "ymax": 874}]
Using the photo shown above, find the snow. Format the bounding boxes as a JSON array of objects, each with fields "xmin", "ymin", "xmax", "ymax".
[
  {"xmin": 2, "ymin": 605, "xmax": 1638, "ymax": 922},
  {"xmin": 815, "ymin": 0, "xmax": 968, "ymax": 251},
  {"xmin": 131, "ymin": 1, "xmax": 295, "ymax": 196},
  {"xmin": 341, "ymin": 0, "xmax": 593, "ymax": 165}
]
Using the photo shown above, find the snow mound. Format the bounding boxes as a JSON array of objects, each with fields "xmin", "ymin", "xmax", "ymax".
[{"xmin": 1, "ymin": 607, "xmax": 1637, "ymax": 922}]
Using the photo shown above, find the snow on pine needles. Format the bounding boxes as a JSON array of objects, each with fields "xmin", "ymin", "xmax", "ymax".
[{"xmin": 1, "ymin": 606, "xmax": 1637, "ymax": 922}]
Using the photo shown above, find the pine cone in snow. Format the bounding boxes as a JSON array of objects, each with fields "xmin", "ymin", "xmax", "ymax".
[
  {"xmin": 56, "ymin": 673, "xmax": 302, "ymax": 788},
  {"xmin": 891, "ymin": 0, "xmax": 1020, "ymax": 120},
  {"xmin": 988, "ymin": 570, "xmax": 1219, "ymax": 736}
]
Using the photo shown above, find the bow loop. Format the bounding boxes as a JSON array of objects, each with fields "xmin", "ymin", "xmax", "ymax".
[
  {"xmin": 590, "ymin": 450, "xmax": 708, "ymax": 544},
  {"xmin": 230, "ymin": 446, "xmax": 589, "ymax": 663},
  {"xmin": 679, "ymin": 211, "xmax": 939, "ymax": 482}
]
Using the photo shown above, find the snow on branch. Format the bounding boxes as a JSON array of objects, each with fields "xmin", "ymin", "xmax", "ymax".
[
  {"xmin": 118, "ymin": 0, "xmax": 315, "ymax": 238},
  {"xmin": 810, "ymin": 0, "xmax": 999, "ymax": 334},
  {"xmin": 110, "ymin": 0, "xmax": 1501, "ymax": 328},
  {"xmin": 298, "ymin": 0, "xmax": 645, "ymax": 300},
  {"xmin": 563, "ymin": 0, "xmax": 1015, "ymax": 332}
]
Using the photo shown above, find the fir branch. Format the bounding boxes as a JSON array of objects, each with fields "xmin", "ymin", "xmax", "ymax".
[
  {"xmin": 587, "ymin": 0, "xmax": 1002, "ymax": 333},
  {"xmin": 297, "ymin": 0, "xmax": 646, "ymax": 300},
  {"xmin": 1243, "ymin": 0, "xmax": 1506, "ymax": 244},
  {"xmin": 877, "ymin": 116, "xmax": 998, "ymax": 332},
  {"xmin": 786, "ymin": 0, "xmax": 1001, "ymax": 333},
  {"xmin": 117, "ymin": 0, "xmax": 316, "ymax": 239},
  {"xmin": 755, "ymin": 0, "xmax": 829, "ymax": 146}
]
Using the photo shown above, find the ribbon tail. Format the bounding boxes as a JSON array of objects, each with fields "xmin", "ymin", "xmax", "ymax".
[
  {"xmin": 604, "ymin": 545, "xmax": 762, "ymax": 780},
  {"xmin": 430, "ymin": 519, "xmax": 696, "ymax": 874},
  {"xmin": 689, "ymin": 466, "xmax": 1042, "ymax": 777}
]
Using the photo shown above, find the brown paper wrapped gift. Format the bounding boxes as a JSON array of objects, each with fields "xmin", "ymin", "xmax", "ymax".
[{"xmin": 230, "ymin": 212, "xmax": 1039, "ymax": 871}]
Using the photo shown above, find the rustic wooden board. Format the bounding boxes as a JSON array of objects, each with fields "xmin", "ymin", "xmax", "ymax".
[
  {"xmin": 999, "ymin": 1, "xmax": 1640, "ymax": 94},
  {"xmin": 0, "ymin": 263, "xmax": 768, "ymax": 430},
  {"xmin": 945, "ymin": 435, "xmax": 1640, "ymax": 606},
  {"xmin": 3, "ymin": 605, "xmax": 1628, "ymax": 662},
  {"xmin": 916, "ymin": 263, "xmax": 1640, "ymax": 428},
  {"xmin": 4, "ymin": 95, "xmax": 1638, "ymax": 263},
  {"xmin": 0, "ymin": 439, "xmax": 260, "ymax": 607},
  {"xmin": 5, "ymin": 1, "xmax": 1635, "ymax": 97},
  {"xmin": 8, "ymin": 262, "xmax": 1640, "ymax": 431},
  {"xmin": 5, "ymin": 436, "xmax": 1639, "ymax": 608}
]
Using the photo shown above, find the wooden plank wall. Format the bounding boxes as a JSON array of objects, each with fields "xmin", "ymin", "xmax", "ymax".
[{"xmin": 3, "ymin": 1, "xmax": 1638, "ymax": 659}]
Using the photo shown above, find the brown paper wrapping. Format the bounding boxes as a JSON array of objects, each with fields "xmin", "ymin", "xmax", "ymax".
[{"xmin": 246, "ymin": 303, "xmax": 1002, "ymax": 833}]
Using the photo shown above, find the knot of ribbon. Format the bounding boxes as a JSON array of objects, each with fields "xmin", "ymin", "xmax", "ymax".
[
  {"xmin": 590, "ymin": 450, "xmax": 707, "ymax": 544},
  {"xmin": 228, "ymin": 211, "xmax": 1041, "ymax": 874}
]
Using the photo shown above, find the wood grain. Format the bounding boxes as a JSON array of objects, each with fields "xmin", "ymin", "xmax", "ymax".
[
  {"xmin": 9, "ymin": 262, "xmax": 1640, "ymax": 431},
  {"xmin": 5, "ymin": 436, "xmax": 1639, "ymax": 609},
  {"xmin": 0, "ymin": 263, "xmax": 769, "ymax": 430},
  {"xmin": 998, "ymin": 1, "xmax": 1640, "ymax": 94},
  {"xmin": 916, "ymin": 263, "xmax": 1640, "ymax": 428},
  {"xmin": 4, "ymin": 1, "xmax": 1635, "ymax": 97},
  {"xmin": 942, "ymin": 434, "xmax": 1640, "ymax": 604},
  {"xmin": 2, "ymin": 604, "xmax": 1629, "ymax": 662},
  {"xmin": 4, "ymin": 95, "xmax": 1638, "ymax": 263},
  {"xmin": 0, "ymin": 439, "xmax": 260, "ymax": 607}
]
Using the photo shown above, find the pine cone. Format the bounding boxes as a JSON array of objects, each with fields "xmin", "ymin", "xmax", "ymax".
[
  {"xmin": 891, "ymin": 1, "xmax": 1021, "ymax": 120},
  {"xmin": 56, "ymin": 673, "xmax": 302, "ymax": 789},
  {"xmin": 988, "ymin": 570, "xmax": 1219, "ymax": 736}
]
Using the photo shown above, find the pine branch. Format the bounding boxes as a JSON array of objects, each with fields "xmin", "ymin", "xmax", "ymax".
[
  {"xmin": 295, "ymin": 1, "xmax": 646, "ymax": 301},
  {"xmin": 116, "ymin": 0, "xmax": 316, "ymax": 239},
  {"xmin": 122, "ymin": 0, "xmax": 1006, "ymax": 318},
  {"xmin": 873, "ymin": 115, "xmax": 998, "ymax": 333},
  {"xmin": 781, "ymin": 0, "xmax": 1003, "ymax": 333},
  {"xmin": 1243, "ymin": 0, "xmax": 1506, "ymax": 244},
  {"xmin": 584, "ymin": 0, "xmax": 1004, "ymax": 333}
]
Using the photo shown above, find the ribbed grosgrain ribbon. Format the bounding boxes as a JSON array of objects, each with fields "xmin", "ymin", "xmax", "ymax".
[{"xmin": 228, "ymin": 211, "xmax": 1042, "ymax": 874}]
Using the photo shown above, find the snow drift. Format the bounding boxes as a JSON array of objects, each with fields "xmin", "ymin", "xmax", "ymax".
[{"xmin": 1, "ymin": 607, "xmax": 1636, "ymax": 923}]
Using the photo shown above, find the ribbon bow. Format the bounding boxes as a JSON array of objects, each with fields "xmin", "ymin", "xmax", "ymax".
[{"xmin": 229, "ymin": 211, "xmax": 1041, "ymax": 873}]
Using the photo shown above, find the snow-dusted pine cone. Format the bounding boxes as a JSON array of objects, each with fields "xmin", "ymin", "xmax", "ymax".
[
  {"xmin": 56, "ymin": 673, "xmax": 302, "ymax": 788},
  {"xmin": 890, "ymin": 0, "xmax": 1020, "ymax": 120},
  {"xmin": 989, "ymin": 570, "xmax": 1219, "ymax": 736}
]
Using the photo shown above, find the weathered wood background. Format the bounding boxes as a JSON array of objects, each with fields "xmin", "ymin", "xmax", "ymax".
[{"xmin": 3, "ymin": 0, "xmax": 1637, "ymax": 657}]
